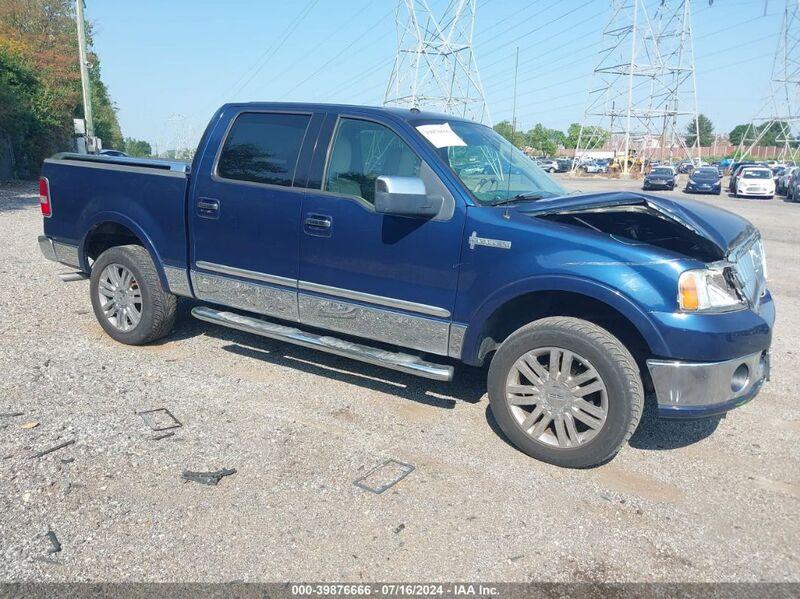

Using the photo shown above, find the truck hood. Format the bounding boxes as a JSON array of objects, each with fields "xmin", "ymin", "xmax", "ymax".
[{"xmin": 521, "ymin": 192, "xmax": 755, "ymax": 261}]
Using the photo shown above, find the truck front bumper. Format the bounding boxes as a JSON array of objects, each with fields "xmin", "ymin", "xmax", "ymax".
[{"xmin": 647, "ymin": 350, "xmax": 769, "ymax": 419}]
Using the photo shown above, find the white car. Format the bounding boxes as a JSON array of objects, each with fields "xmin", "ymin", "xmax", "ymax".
[{"xmin": 735, "ymin": 167, "xmax": 775, "ymax": 199}]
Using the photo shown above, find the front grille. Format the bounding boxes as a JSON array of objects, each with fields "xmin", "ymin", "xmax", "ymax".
[{"xmin": 732, "ymin": 236, "xmax": 767, "ymax": 307}]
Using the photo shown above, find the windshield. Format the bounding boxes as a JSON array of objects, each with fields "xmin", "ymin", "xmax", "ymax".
[
  {"xmin": 742, "ymin": 169, "xmax": 771, "ymax": 179},
  {"xmin": 415, "ymin": 121, "xmax": 566, "ymax": 205},
  {"xmin": 693, "ymin": 169, "xmax": 718, "ymax": 179},
  {"xmin": 651, "ymin": 168, "xmax": 673, "ymax": 176}
]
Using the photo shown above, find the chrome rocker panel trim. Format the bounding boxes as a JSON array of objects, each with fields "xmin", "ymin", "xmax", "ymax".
[
  {"xmin": 648, "ymin": 351, "xmax": 768, "ymax": 419},
  {"xmin": 38, "ymin": 236, "xmax": 81, "ymax": 269},
  {"xmin": 191, "ymin": 306, "xmax": 454, "ymax": 381}
]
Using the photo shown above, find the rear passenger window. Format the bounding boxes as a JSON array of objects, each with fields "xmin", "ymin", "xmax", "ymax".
[{"xmin": 217, "ymin": 112, "xmax": 310, "ymax": 187}]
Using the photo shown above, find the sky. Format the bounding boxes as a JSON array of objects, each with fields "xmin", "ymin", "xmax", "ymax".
[{"xmin": 86, "ymin": 0, "xmax": 782, "ymax": 151}]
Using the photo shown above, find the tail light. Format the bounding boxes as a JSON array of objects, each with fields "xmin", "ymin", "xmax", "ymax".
[{"xmin": 39, "ymin": 177, "xmax": 52, "ymax": 217}]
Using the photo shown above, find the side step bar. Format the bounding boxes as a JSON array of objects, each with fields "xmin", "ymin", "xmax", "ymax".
[{"xmin": 191, "ymin": 306, "xmax": 454, "ymax": 381}]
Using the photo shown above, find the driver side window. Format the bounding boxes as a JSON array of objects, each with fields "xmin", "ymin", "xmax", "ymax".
[{"xmin": 325, "ymin": 118, "xmax": 421, "ymax": 205}]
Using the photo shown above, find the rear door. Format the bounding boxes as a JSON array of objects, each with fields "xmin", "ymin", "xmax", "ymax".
[
  {"xmin": 189, "ymin": 109, "xmax": 321, "ymax": 322},
  {"xmin": 297, "ymin": 113, "xmax": 467, "ymax": 356}
]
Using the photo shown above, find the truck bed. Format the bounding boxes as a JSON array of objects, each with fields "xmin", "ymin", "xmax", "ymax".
[{"xmin": 41, "ymin": 153, "xmax": 191, "ymax": 279}]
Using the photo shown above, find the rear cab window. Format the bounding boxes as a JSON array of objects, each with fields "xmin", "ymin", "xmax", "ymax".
[{"xmin": 216, "ymin": 112, "xmax": 311, "ymax": 187}]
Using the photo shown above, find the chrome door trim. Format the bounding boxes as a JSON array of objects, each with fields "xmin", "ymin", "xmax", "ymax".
[
  {"xmin": 195, "ymin": 260, "xmax": 297, "ymax": 288},
  {"xmin": 298, "ymin": 293, "xmax": 450, "ymax": 355},
  {"xmin": 297, "ymin": 280, "xmax": 450, "ymax": 318},
  {"xmin": 193, "ymin": 260, "xmax": 451, "ymax": 319}
]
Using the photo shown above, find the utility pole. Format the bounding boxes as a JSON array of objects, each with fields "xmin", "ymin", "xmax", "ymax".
[{"xmin": 75, "ymin": 0, "xmax": 95, "ymax": 144}]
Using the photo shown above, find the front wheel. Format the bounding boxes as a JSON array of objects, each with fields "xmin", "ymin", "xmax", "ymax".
[
  {"xmin": 487, "ymin": 317, "xmax": 643, "ymax": 468},
  {"xmin": 90, "ymin": 244, "xmax": 177, "ymax": 345}
]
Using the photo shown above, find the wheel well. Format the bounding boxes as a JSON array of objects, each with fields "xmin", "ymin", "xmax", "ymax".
[
  {"xmin": 476, "ymin": 291, "xmax": 653, "ymax": 387},
  {"xmin": 85, "ymin": 222, "xmax": 143, "ymax": 263}
]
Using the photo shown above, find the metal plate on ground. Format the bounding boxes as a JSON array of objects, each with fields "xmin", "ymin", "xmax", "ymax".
[
  {"xmin": 137, "ymin": 408, "xmax": 182, "ymax": 432},
  {"xmin": 353, "ymin": 459, "xmax": 415, "ymax": 494}
]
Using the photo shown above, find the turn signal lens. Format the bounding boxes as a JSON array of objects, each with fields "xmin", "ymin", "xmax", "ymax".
[
  {"xmin": 39, "ymin": 177, "xmax": 52, "ymax": 217},
  {"xmin": 678, "ymin": 272, "xmax": 700, "ymax": 311}
]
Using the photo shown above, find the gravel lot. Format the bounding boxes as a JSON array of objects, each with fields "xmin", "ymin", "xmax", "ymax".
[{"xmin": 0, "ymin": 175, "xmax": 798, "ymax": 582}]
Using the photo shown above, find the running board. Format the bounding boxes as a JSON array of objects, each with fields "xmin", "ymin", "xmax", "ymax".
[{"xmin": 191, "ymin": 306, "xmax": 454, "ymax": 381}]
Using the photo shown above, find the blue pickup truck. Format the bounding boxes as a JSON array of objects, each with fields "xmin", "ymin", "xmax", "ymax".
[{"xmin": 38, "ymin": 103, "xmax": 773, "ymax": 468}]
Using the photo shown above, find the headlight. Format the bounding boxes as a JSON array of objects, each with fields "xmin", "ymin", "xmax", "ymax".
[
  {"xmin": 688, "ymin": 179, "xmax": 697, "ymax": 185},
  {"xmin": 678, "ymin": 266, "xmax": 745, "ymax": 312}
]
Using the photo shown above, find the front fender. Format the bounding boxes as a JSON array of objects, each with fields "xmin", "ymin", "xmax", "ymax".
[{"xmin": 460, "ymin": 274, "xmax": 669, "ymax": 365}]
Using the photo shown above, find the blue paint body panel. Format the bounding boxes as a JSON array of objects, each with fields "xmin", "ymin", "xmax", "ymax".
[{"xmin": 40, "ymin": 102, "xmax": 775, "ymax": 421}]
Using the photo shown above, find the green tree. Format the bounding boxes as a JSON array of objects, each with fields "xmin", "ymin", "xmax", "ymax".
[
  {"xmin": 0, "ymin": 0, "xmax": 123, "ymax": 177},
  {"xmin": 564, "ymin": 123, "xmax": 609, "ymax": 149},
  {"xmin": 525, "ymin": 123, "xmax": 558, "ymax": 155},
  {"xmin": 122, "ymin": 137, "xmax": 152, "ymax": 157},
  {"xmin": 729, "ymin": 124, "xmax": 749, "ymax": 146},
  {"xmin": 493, "ymin": 120, "xmax": 526, "ymax": 148},
  {"xmin": 686, "ymin": 114, "xmax": 714, "ymax": 146}
]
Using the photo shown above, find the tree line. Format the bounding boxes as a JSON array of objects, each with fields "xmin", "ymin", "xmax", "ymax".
[
  {"xmin": 494, "ymin": 113, "xmax": 797, "ymax": 156},
  {"xmin": 0, "ymin": 1, "xmax": 151, "ymax": 178}
]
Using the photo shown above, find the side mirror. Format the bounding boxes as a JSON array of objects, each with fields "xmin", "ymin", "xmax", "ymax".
[{"xmin": 374, "ymin": 176, "xmax": 442, "ymax": 218}]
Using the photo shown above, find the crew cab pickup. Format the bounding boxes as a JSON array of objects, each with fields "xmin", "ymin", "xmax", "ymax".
[{"xmin": 38, "ymin": 103, "xmax": 773, "ymax": 468}]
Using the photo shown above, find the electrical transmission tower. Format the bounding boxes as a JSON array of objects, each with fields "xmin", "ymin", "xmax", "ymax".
[
  {"xmin": 574, "ymin": 0, "xmax": 700, "ymax": 175},
  {"xmin": 384, "ymin": 0, "xmax": 490, "ymax": 123},
  {"xmin": 734, "ymin": 0, "xmax": 799, "ymax": 162}
]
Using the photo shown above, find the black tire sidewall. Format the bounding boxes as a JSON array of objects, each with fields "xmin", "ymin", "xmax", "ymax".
[
  {"xmin": 488, "ymin": 321, "xmax": 637, "ymax": 468},
  {"xmin": 89, "ymin": 246, "xmax": 158, "ymax": 345}
]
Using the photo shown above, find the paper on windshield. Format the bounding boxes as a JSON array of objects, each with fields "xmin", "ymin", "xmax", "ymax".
[{"xmin": 416, "ymin": 123, "xmax": 467, "ymax": 148}]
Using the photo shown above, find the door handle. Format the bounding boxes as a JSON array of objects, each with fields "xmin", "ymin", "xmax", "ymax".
[
  {"xmin": 304, "ymin": 215, "xmax": 331, "ymax": 229},
  {"xmin": 197, "ymin": 198, "xmax": 220, "ymax": 219},
  {"xmin": 304, "ymin": 214, "xmax": 332, "ymax": 237}
]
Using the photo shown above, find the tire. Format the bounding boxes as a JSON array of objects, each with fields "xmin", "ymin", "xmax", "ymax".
[
  {"xmin": 89, "ymin": 244, "xmax": 177, "ymax": 345},
  {"xmin": 487, "ymin": 317, "xmax": 643, "ymax": 468}
]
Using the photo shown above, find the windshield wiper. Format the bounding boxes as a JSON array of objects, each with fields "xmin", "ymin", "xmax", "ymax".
[{"xmin": 490, "ymin": 192, "xmax": 548, "ymax": 207}]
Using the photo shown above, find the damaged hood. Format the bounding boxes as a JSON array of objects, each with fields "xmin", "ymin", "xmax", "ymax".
[{"xmin": 521, "ymin": 192, "xmax": 755, "ymax": 258}]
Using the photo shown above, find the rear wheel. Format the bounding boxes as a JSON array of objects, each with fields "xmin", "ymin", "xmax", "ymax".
[
  {"xmin": 90, "ymin": 245, "xmax": 177, "ymax": 345},
  {"xmin": 487, "ymin": 317, "xmax": 643, "ymax": 468}
]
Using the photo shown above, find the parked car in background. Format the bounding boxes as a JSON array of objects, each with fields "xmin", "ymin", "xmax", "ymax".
[
  {"xmin": 776, "ymin": 166, "xmax": 795, "ymax": 195},
  {"xmin": 685, "ymin": 167, "xmax": 722, "ymax": 195},
  {"xmin": 730, "ymin": 162, "xmax": 766, "ymax": 193},
  {"xmin": 579, "ymin": 160, "xmax": 606, "ymax": 174},
  {"xmin": 556, "ymin": 158, "xmax": 573, "ymax": 172},
  {"xmin": 734, "ymin": 167, "xmax": 775, "ymax": 199},
  {"xmin": 37, "ymin": 102, "xmax": 774, "ymax": 468},
  {"xmin": 787, "ymin": 168, "xmax": 800, "ymax": 201},
  {"xmin": 677, "ymin": 160, "xmax": 694, "ymax": 174},
  {"xmin": 642, "ymin": 166, "xmax": 677, "ymax": 190},
  {"xmin": 536, "ymin": 158, "xmax": 559, "ymax": 173}
]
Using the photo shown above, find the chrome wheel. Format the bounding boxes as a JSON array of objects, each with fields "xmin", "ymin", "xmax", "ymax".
[
  {"xmin": 505, "ymin": 347, "xmax": 608, "ymax": 448},
  {"xmin": 96, "ymin": 263, "xmax": 142, "ymax": 332}
]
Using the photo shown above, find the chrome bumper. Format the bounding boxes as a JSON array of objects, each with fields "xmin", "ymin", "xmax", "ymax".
[
  {"xmin": 647, "ymin": 351, "xmax": 769, "ymax": 419},
  {"xmin": 38, "ymin": 236, "xmax": 81, "ymax": 269}
]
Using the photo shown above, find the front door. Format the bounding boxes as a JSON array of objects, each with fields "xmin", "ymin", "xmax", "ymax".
[
  {"xmin": 298, "ymin": 115, "xmax": 466, "ymax": 356},
  {"xmin": 190, "ymin": 110, "xmax": 318, "ymax": 322}
]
